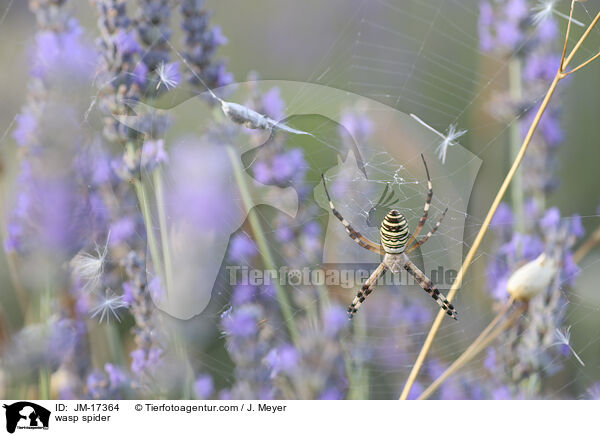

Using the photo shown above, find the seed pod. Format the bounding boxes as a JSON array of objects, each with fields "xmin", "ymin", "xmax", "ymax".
[{"xmin": 507, "ymin": 253, "xmax": 558, "ymax": 301}]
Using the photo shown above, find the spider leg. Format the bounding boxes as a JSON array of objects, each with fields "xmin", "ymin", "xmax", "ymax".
[
  {"xmin": 405, "ymin": 207, "xmax": 448, "ymax": 254},
  {"xmin": 348, "ymin": 262, "xmax": 387, "ymax": 319},
  {"xmin": 402, "ymin": 259, "xmax": 457, "ymax": 320},
  {"xmin": 321, "ymin": 175, "xmax": 385, "ymax": 255},
  {"xmin": 405, "ymin": 154, "xmax": 433, "ymax": 248}
]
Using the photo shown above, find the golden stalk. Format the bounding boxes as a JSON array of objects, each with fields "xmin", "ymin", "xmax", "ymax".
[
  {"xmin": 418, "ymin": 304, "xmax": 526, "ymax": 400},
  {"xmin": 399, "ymin": 8, "xmax": 600, "ymax": 400},
  {"xmin": 573, "ymin": 224, "xmax": 600, "ymax": 263}
]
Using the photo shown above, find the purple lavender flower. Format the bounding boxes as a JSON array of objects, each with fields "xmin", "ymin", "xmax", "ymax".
[
  {"xmin": 180, "ymin": 0, "xmax": 231, "ymax": 89},
  {"xmin": 232, "ymin": 284, "xmax": 258, "ymax": 306},
  {"xmin": 540, "ymin": 207, "xmax": 561, "ymax": 229},
  {"xmin": 134, "ymin": 0, "xmax": 172, "ymax": 72},
  {"xmin": 228, "ymin": 233, "xmax": 259, "ymax": 263},
  {"xmin": 141, "ymin": 138, "xmax": 169, "ymax": 170},
  {"xmin": 12, "ymin": 109, "xmax": 37, "ymax": 147},
  {"xmin": 87, "ymin": 370, "xmax": 109, "ymax": 399},
  {"xmin": 31, "ymin": 19, "xmax": 96, "ymax": 82},
  {"xmin": 220, "ymin": 304, "xmax": 276, "ymax": 399},
  {"xmin": 114, "ymin": 29, "xmax": 140, "ymax": 55},
  {"xmin": 275, "ymin": 225, "xmax": 295, "ymax": 243},
  {"xmin": 222, "ymin": 306, "xmax": 260, "ymax": 338},
  {"xmin": 570, "ymin": 214, "xmax": 585, "ymax": 238},
  {"xmin": 319, "ymin": 388, "xmax": 344, "ymax": 400},
  {"xmin": 105, "ymin": 363, "xmax": 128, "ymax": 388},
  {"xmin": 340, "ymin": 109, "xmax": 374, "ymax": 143},
  {"xmin": 492, "ymin": 386, "xmax": 513, "ymax": 400},
  {"xmin": 262, "ymin": 87, "xmax": 285, "ymax": 121},
  {"xmin": 265, "ymin": 345, "xmax": 299, "ymax": 376},
  {"xmin": 109, "ymin": 217, "xmax": 137, "ymax": 246},
  {"xmin": 323, "ymin": 305, "xmax": 348, "ymax": 337},
  {"xmin": 478, "ymin": 0, "xmax": 528, "ymax": 52},
  {"xmin": 5, "ymin": 318, "xmax": 77, "ymax": 376},
  {"xmin": 131, "ymin": 347, "xmax": 163, "ymax": 376},
  {"xmin": 194, "ymin": 374, "xmax": 215, "ymax": 399},
  {"xmin": 87, "ymin": 363, "xmax": 129, "ymax": 399}
]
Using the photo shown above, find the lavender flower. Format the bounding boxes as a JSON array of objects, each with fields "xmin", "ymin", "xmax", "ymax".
[
  {"xmin": 180, "ymin": 0, "xmax": 232, "ymax": 89},
  {"xmin": 220, "ymin": 304, "xmax": 277, "ymax": 399},
  {"xmin": 480, "ymin": 1, "xmax": 567, "ymax": 199},
  {"xmin": 134, "ymin": 0, "xmax": 172, "ymax": 72},
  {"xmin": 87, "ymin": 363, "xmax": 130, "ymax": 399},
  {"xmin": 6, "ymin": 2, "xmax": 99, "ymax": 258},
  {"xmin": 5, "ymin": 318, "xmax": 77, "ymax": 378},
  {"xmin": 485, "ymin": 207, "xmax": 582, "ymax": 396},
  {"xmin": 228, "ymin": 233, "xmax": 259, "ymax": 263},
  {"xmin": 94, "ymin": 0, "xmax": 144, "ymax": 145},
  {"xmin": 479, "ymin": 0, "xmax": 585, "ymax": 398},
  {"xmin": 93, "ymin": 0, "xmax": 169, "ymax": 393},
  {"xmin": 194, "ymin": 374, "xmax": 215, "ymax": 399},
  {"xmin": 2, "ymin": 2, "xmax": 112, "ymax": 402}
]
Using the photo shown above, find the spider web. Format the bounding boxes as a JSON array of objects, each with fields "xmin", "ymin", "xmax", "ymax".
[
  {"xmin": 313, "ymin": 0, "xmax": 600, "ymax": 399},
  {"xmin": 152, "ymin": 0, "xmax": 600, "ymax": 399},
  {"xmin": 1, "ymin": 0, "xmax": 600, "ymax": 400}
]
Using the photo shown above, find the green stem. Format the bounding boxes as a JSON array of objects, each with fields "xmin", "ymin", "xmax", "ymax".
[
  {"xmin": 509, "ymin": 58, "xmax": 525, "ymax": 233},
  {"xmin": 134, "ymin": 178, "xmax": 164, "ymax": 294},
  {"xmin": 38, "ymin": 368, "xmax": 50, "ymax": 400},
  {"xmin": 105, "ymin": 323, "xmax": 126, "ymax": 366},
  {"xmin": 153, "ymin": 168, "xmax": 174, "ymax": 299},
  {"xmin": 348, "ymin": 315, "xmax": 369, "ymax": 399},
  {"xmin": 226, "ymin": 146, "xmax": 299, "ymax": 345},
  {"xmin": 38, "ymin": 284, "xmax": 51, "ymax": 399},
  {"xmin": 174, "ymin": 336, "xmax": 193, "ymax": 400}
]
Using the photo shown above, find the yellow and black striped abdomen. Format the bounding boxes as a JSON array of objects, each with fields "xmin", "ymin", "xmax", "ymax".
[{"xmin": 380, "ymin": 210, "xmax": 409, "ymax": 254}]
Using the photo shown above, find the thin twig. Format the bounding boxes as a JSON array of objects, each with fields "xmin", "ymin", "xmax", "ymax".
[
  {"xmin": 399, "ymin": 9, "xmax": 600, "ymax": 400},
  {"xmin": 560, "ymin": 0, "xmax": 576, "ymax": 71},
  {"xmin": 418, "ymin": 303, "xmax": 525, "ymax": 400},
  {"xmin": 563, "ymin": 9, "xmax": 600, "ymax": 69},
  {"xmin": 562, "ymin": 50, "xmax": 600, "ymax": 77},
  {"xmin": 399, "ymin": 72, "xmax": 561, "ymax": 400},
  {"xmin": 573, "ymin": 224, "xmax": 600, "ymax": 263}
]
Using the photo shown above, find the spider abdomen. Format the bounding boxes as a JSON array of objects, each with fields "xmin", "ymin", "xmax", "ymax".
[{"xmin": 380, "ymin": 210, "xmax": 409, "ymax": 254}]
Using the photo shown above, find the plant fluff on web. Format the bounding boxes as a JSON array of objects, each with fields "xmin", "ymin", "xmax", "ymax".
[{"xmin": 402, "ymin": 0, "xmax": 600, "ymax": 400}]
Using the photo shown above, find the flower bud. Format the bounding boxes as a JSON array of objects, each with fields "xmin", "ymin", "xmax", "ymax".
[{"xmin": 507, "ymin": 253, "xmax": 558, "ymax": 301}]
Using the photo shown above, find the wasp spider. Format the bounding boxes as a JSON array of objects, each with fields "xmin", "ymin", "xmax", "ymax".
[{"xmin": 322, "ymin": 155, "xmax": 457, "ymax": 320}]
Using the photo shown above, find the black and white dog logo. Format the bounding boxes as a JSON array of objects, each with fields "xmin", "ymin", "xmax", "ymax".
[{"xmin": 3, "ymin": 402, "xmax": 50, "ymax": 433}]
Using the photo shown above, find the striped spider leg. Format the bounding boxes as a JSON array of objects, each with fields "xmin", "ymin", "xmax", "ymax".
[
  {"xmin": 321, "ymin": 155, "xmax": 457, "ymax": 320},
  {"xmin": 347, "ymin": 262, "xmax": 388, "ymax": 318},
  {"xmin": 404, "ymin": 154, "xmax": 434, "ymax": 249},
  {"xmin": 321, "ymin": 175, "xmax": 385, "ymax": 255},
  {"xmin": 401, "ymin": 256, "xmax": 457, "ymax": 319},
  {"xmin": 405, "ymin": 207, "xmax": 448, "ymax": 254}
]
